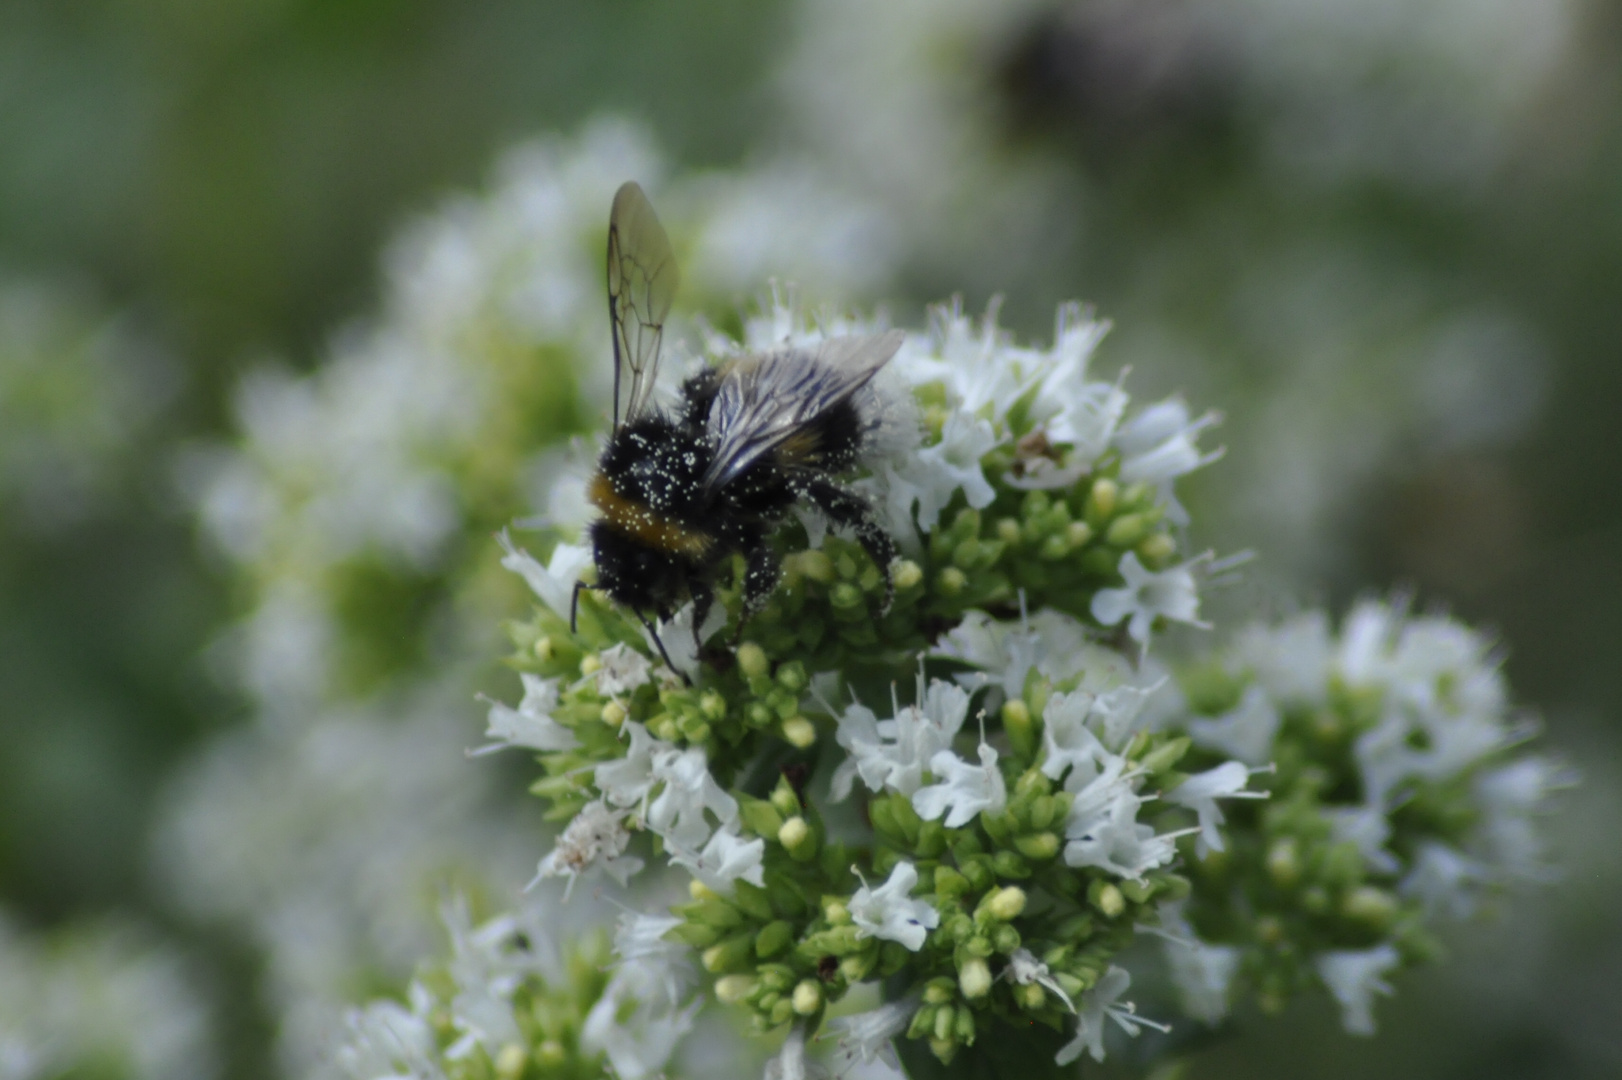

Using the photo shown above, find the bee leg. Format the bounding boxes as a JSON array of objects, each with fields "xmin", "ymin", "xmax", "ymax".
[
  {"xmin": 690, "ymin": 583, "xmax": 715, "ymax": 652},
  {"xmin": 635, "ymin": 610, "xmax": 690, "ymax": 687},
  {"xmin": 803, "ymin": 480, "xmax": 897, "ymax": 613}
]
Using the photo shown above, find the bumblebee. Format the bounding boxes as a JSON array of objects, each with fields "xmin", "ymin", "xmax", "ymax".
[{"xmin": 575, "ymin": 181, "xmax": 904, "ymax": 669}]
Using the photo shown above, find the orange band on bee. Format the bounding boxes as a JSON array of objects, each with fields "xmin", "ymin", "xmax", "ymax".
[{"xmin": 588, "ymin": 472, "xmax": 715, "ymax": 558}]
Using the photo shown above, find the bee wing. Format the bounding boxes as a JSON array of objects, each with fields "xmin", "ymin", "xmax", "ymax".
[
  {"xmin": 607, "ymin": 181, "xmax": 680, "ymax": 429},
  {"xmin": 702, "ymin": 330, "xmax": 905, "ymax": 489}
]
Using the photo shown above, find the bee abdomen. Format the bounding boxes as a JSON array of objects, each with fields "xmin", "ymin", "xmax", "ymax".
[{"xmin": 587, "ymin": 472, "xmax": 714, "ymax": 558}]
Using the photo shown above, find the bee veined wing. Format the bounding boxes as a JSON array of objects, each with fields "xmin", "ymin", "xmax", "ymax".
[
  {"xmin": 702, "ymin": 330, "xmax": 905, "ymax": 489},
  {"xmin": 607, "ymin": 181, "xmax": 680, "ymax": 429}
]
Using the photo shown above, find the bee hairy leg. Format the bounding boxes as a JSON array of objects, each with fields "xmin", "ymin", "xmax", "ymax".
[
  {"xmin": 570, "ymin": 579, "xmax": 588, "ymax": 633},
  {"xmin": 802, "ymin": 479, "xmax": 897, "ymax": 613},
  {"xmin": 634, "ymin": 609, "xmax": 690, "ymax": 687}
]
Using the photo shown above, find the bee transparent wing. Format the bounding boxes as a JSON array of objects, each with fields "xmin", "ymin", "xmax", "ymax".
[
  {"xmin": 702, "ymin": 330, "xmax": 905, "ymax": 489},
  {"xmin": 607, "ymin": 181, "xmax": 680, "ymax": 428}
]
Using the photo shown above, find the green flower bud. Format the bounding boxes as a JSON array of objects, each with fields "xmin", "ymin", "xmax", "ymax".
[
  {"xmin": 830, "ymin": 581, "xmax": 865, "ymax": 609},
  {"xmin": 1089, "ymin": 881, "xmax": 1125, "ymax": 918},
  {"xmin": 996, "ymin": 517, "xmax": 1022, "ymax": 544},
  {"xmin": 494, "ymin": 1043, "xmax": 527, "ymax": 1080},
  {"xmin": 929, "ymin": 1038, "xmax": 958, "ymax": 1065},
  {"xmin": 959, "ymin": 957, "xmax": 992, "ymax": 999},
  {"xmin": 938, "ymin": 567, "xmax": 967, "ymax": 596},
  {"xmin": 1001, "ymin": 698, "xmax": 1035, "ymax": 758},
  {"xmin": 1119, "ymin": 878, "xmax": 1153, "ymax": 904},
  {"xmin": 1016, "ymin": 982, "xmax": 1046, "ymax": 1010},
  {"xmin": 1266, "ymin": 838, "xmax": 1300, "ymax": 887},
  {"xmin": 715, "ymin": 975, "xmax": 757, "ymax": 1004},
  {"xmin": 776, "ymin": 661, "xmax": 808, "ymax": 693},
  {"xmin": 770, "ymin": 997, "xmax": 795, "ymax": 1026},
  {"xmin": 600, "ymin": 700, "xmax": 626, "ymax": 727},
  {"xmin": 954, "ymin": 1005, "xmax": 976, "ymax": 1043},
  {"xmin": 1014, "ymin": 832, "xmax": 1060, "ymax": 860},
  {"xmin": 983, "ymin": 886, "xmax": 1027, "ymax": 921},
  {"xmin": 740, "ymin": 797, "xmax": 785, "ymax": 839},
  {"xmin": 703, "ymin": 933, "xmax": 755, "ymax": 973},
  {"xmin": 736, "ymin": 641, "xmax": 769, "ymax": 679},
  {"xmin": 991, "ymin": 850, "xmax": 1031, "ymax": 879},
  {"xmin": 933, "ymin": 1004, "xmax": 955, "ymax": 1042},
  {"xmin": 840, "ymin": 947, "xmax": 877, "ymax": 982},
  {"xmin": 770, "ymin": 777, "xmax": 801, "ymax": 818},
  {"xmin": 1104, "ymin": 512, "xmax": 1147, "ymax": 547},
  {"xmin": 779, "ymin": 815, "xmax": 817, "ymax": 860},
  {"xmin": 792, "ymin": 979, "xmax": 823, "ymax": 1015},
  {"xmin": 1342, "ymin": 886, "xmax": 1399, "ymax": 928},
  {"xmin": 781, "ymin": 716, "xmax": 817, "ymax": 748},
  {"xmin": 755, "ymin": 921, "xmax": 793, "ymax": 959},
  {"xmin": 934, "ymin": 865, "xmax": 970, "ymax": 900},
  {"xmin": 1084, "ymin": 478, "xmax": 1119, "ymax": 526},
  {"xmin": 823, "ymin": 898, "xmax": 851, "ymax": 926},
  {"xmin": 793, "ymin": 550, "xmax": 835, "ymax": 583},
  {"xmin": 992, "ymin": 923, "xmax": 1021, "ymax": 955},
  {"xmin": 1140, "ymin": 736, "xmax": 1191, "ymax": 775},
  {"xmin": 579, "ymin": 653, "xmax": 602, "ymax": 677},
  {"xmin": 1065, "ymin": 520, "xmax": 1093, "ymax": 548},
  {"xmin": 1137, "ymin": 532, "xmax": 1176, "ymax": 565},
  {"xmin": 893, "ymin": 559, "xmax": 924, "ymax": 590},
  {"xmin": 908, "ymin": 1004, "xmax": 936, "ymax": 1040},
  {"xmin": 923, "ymin": 977, "xmax": 957, "ymax": 1005}
]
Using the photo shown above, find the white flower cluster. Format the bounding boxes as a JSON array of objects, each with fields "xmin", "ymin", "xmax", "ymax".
[{"xmin": 0, "ymin": 912, "xmax": 215, "ymax": 1080}]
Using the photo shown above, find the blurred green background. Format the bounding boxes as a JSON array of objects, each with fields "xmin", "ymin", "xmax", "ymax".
[{"xmin": 0, "ymin": 0, "xmax": 1617, "ymax": 1076}]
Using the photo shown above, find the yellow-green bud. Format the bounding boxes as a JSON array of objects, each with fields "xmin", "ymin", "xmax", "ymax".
[
  {"xmin": 1088, "ymin": 477, "xmax": 1119, "ymax": 519},
  {"xmin": 536, "ymin": 1039, "xmax": 567, "ymax": 1069},
  {"xmin": 579, "ymin": 653, "xmax": 601, "ymax": 676},
  {"xmin": 1343, "ymin": 886, "xmax": 1398, "ymax": 927},
  {"xmin": 689, "ymin": 879, "xmax": 720, "ymax": 901},
  {"xmin": 938, "ymin": 567, "xmax": 967, "ymax": 595},
  {"xmin": 1001, "ymin": 697, "xmax": 1034, "ymax": 757},
  {"xmin": 1105, "ymin": 512, "xmax": 1147, "ymax": 547},
  {"xmin": 792, "ymin": 979, "xmax": 823, "ymax": 1015},
  {"xmin": 996, "ymin": 517, "xmax": 1022, "ymax": 544},
  {"xmin": 781, "ymin": 716, "xmax": 817, "ymax": 748},
  {"xmin": 494, "ymin": 1043, "xmax": 527, "ymax": 1080},
  {"xmin": 823, "ymin": 898, "xmax": 851, "ymax": 925},
  {"xmin": 959, "ymin": 957, "xmax": 992, "ymax": 999},
  {"xmin": 533, "ymin": 635, "xmax": 554, "ymax": 661},
  {"xmin": 1090, "ymin": 882, "xmax": 1125, "ymax": 918},
  {"xmin": 1266, "ymin": 838, "xmax": 1300, "ymax": 887},
  {"xmin": 1137, "ymin": 532, "xmax": 1177, "ymax": 565},
  {"xmin": 795, "ymin": 550, "xmax": 835, "ymax": 583},
  {"xmin": 600, "ymin": 700, "xmax": 626, "ymax": 727},
  {"xmin": 1065, "ymin": 520, "xmax": 1093, "ymax": 547},
  {"xmin": 736, "ymin": 641, "xmax": 769, "ymax": 679},
  {"xmin": 1013, "ymin": 832, "xmax": 1060, "ymax": 860},
  {"xmin": 714, "ymin": 974, "xmax": 757, "ymax": 1004},
  {"xmin": 778, "ymin": 815, "xmax": 815, "ymax": 859},
  {"xmin": 985, "ymin": 886, "xmax": 1027, "ymax": 921},
  {"xmin": 893, "ymin": 559, "xmax": 924, "ymax": 589},
  {"xmin": 923, "ymin": 977, "xmax": 956, "ymax": 1004},
  {"xmin": 1016, "ymin": 982, "xmax": 1046, "ymax": 1010}
]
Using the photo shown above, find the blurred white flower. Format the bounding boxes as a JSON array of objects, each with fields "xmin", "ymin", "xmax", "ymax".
[
  {"xmin": 1315, "ymin": 945, "xmax": 1400, "ymax": 1036},
  {"xmin": 1091, "ymin": 552, "xmax": 1206, "ymax": 647},
  {"xmin": 474, "ymin": 673, "xmax": 577, "ymax": 755},
  {"xmin": 1188, "ymin": 684, "xmax": 1281, "ymax": 767},
  {"xmin": 1166, "ymin": 762, "xmax": 1268, "ymax": 856}
]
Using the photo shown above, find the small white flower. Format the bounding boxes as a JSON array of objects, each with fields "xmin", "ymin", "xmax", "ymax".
[
  {"xmin": 1062, "ymin": 758, "xmax": 1180, "ymax": 880},
  {"xmin": 1040, "ymin": 689, "xmax": 1110, "ymax": 784},
  {"xmin": 1473, "ymin": 756, "xmax": 1571, "ymax": 880},
  {"xmin": 1091, "ymin": 552, "xmax": 1205, "ymax": 647},
  {"xmin": 823, "ymin": 996, "xmax": 916, "ymax": 1073},
  {"xmin": 763, "ymin": 1024, "xmax": 827, "ymax": 1080},
  {"xmin": 1115, "ymin": 399, "xmax": 1222, "ymax": 486},
  {"xmin": 647, "ymin": 745, "xmax": 739, "ymax": 850},
  {"xmin": 1400, "ymin": 841, "xmax": 1483, "ymax": 920},
  {"xmin": 1006, "ymin": 948, "xmax": 1075, "ymax": 1012},
  {"xmin": 582, "ymin": 908, "xmax": 700, "ymax": 1080},
  {"xmin": 595, "ymin": 642, "xmax": 652, "ymax": 697},
  {"xmin": 912, "ymin": 742, "xmax": 1007, "ymax": 828},
  {"xmin": 649, "ymin": 600, "xmax": 728, "ymax": 682},
  {"xmin": 336, "ymin": 996, "xmax": 445, "ymax": 1080},
  {"xmin": 1164, "ymin": 939, "xmax": 1240, "ymax": 1026},
  {"xmin": 831, "ymin": 678, "xmax": 970, "ymax": 800},
  {"xmin": 878, "ymin": 413, "xmax": 998, "ymax": 537},
  {"xmin": 849, "ymin": 861, "xmax": 939, "ymax": 951},
  {"xmin": 1325, "ymin": 805, "xmax": 1401, "ymax": 875},
  {"xmin": 1232, "ymin": 612, "xmax": 1332, "ymax": 706},
  {"xmin": 1315, "ymin": 946, "xmax": 1400, "ymax": 1036},
  {"xmin": 473, "ymin": 673, "xmax": 576, "ymax": 755},
  {"xmin": 1054, "ymin": 966, "xmax": 1168, "ymax": 1065},
  {"xmin": 1165, "ymin": 761, "xmax": 1268, "ymax": 856},
  {"xmin": 497, "ymin": 531, "xmax": 590, "ymax": 619},
  {"xmin": 610, "ymin": 909, "xmax": 694, "ymax": 1012},
  {"xmin": 668, "ymin": 823, "xmax": 765, "ymax": 895},
  {"xmin": 529, "ymin": 799, "xmax": 643, "ymax": 895},
  {"xmin": 1188, "ymin": 684, "xmax": 1280, "ymax": 767},
  {"xmin": 594, "ymin": 722, "xmax": 669, "ymax": 814}
]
